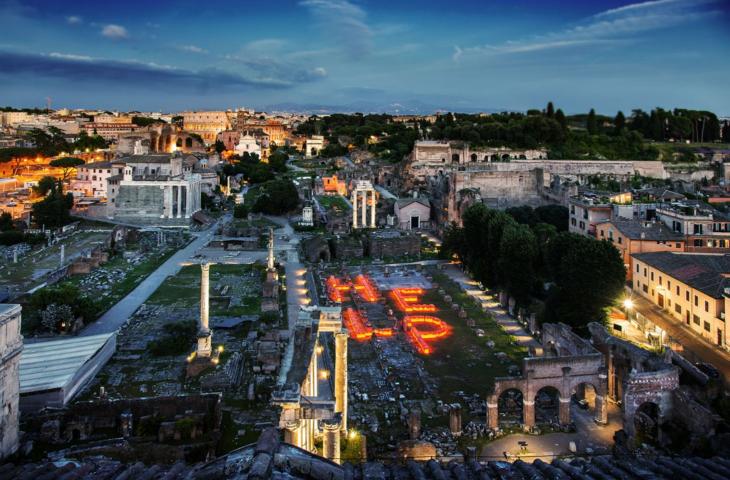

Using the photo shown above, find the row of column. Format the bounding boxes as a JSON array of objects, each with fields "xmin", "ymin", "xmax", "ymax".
[
  {"xmin": 284, "ymin": 329, "xmax": 348, "ymax": 464},
  {"xmin": 351, "ymin": 189, "xmax": 376, "ymax": 228},
  {"xmin": 162, "ymin": 181, "xmax": 202, "ymax": 219},
  {"xmin": 486, "ymin": 393, "xmax": 607, "ymax": 430}
]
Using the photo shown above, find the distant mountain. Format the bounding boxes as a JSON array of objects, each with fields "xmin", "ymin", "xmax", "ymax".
[{"xmin": 260, "ymin": 100, "xmax": 505, "ymax": 115}]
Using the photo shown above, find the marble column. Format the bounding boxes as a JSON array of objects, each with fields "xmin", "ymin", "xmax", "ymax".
[
  {"xmin": 197, "ymin": 263, "xmax": 212, "ymax": 358},
  {"xmin": 335, "ymin": 331, "xmax": 348, "ymax": 432},
  {"xmin": 177, "ymin": 184, "xmax": 183, "ymax": 218},
  {"xmin": 370, "ymin": 191, "xmax": 376, "ymax": 228},
  {"xmin": 361, "ymin": 191, "xmax": 366, "ymax": 227},
  {"xmin": 351, "ymin": 190, "xmax": 358, "ymax": 228},
  {"xmin": 322, "ymin": 418, "xmax": 341, "ymax": 464},
  {"xmin": 284, "ymin": 419, "xmax": 302, "ymax": 448}
]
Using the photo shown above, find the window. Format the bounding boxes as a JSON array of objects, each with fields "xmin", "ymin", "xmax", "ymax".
[
  {"xmin": 644, "ymin": 268, "xmax": 647, "ymax": 277},
  {"xmin": 676, "ymin": 286, "xmax": 679, "ymax": 295},
  {"xmin": 618, "ymin": 237, "xmax": 622, "ymax": 244},
  {"xmin": 694, "ymin": 224, "xmax": 703, "ymax": 234},
  {"xmin": 676, "ymin": 243, "xmax": 681, "ymax": 248},
  {"xmin": 642, "ymin": 284, "xmax": 648, "ymax": 293},
  {"xmin": 651, "ymin": 272, "xmax": 654, "ymax": 281},
  {"xmin": 636, "ymin": 264, "xmax": 640, "ymax": 273},
  {"xmin": 705, "ymin": 301, "xmax": 709, "ymax": 312},
  {"xmin": 693, "ymin": 314, "xmax": 700, "ymax": 325},
  {"xmin": 675, "ymin": 304, "xmax": 682, "ymax": 314},
  {"xmin": 704, "ymin": 321, "xmax": 711, "ymax": 332},
  {"xmin": 668, "ymin": 281, "xmax": 671, "ymax": 290},
  {"xmin": 686, "ymin": 291, "xmax": 690, "ymax": 301},
  {"xmin": 659, "ymin": 276, "xmax": 662, "ymax": 286},
  {"xmin": 694, "ymin": 295, "xmax": 698, "ymax": 307},
  {"xmin": 579, "ymin": 221, "xmax": 585, "ymax": 229},
  {"xmin": 694, "ymin": 239, "xmax": 703, "ymax": 247}
]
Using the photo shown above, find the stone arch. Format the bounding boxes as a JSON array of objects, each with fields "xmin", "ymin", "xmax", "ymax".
[
  {"xmin": 470, "ymin": 153, "xmax": 477, "ymax": 162},
  {"xmin": 572, "ymin": 382, "xmax": 598, "ymax": 412},
  {"xmin": 164, "ymin": 135, "xmax": 172, "ymax": 152},
  {"xmin": 519, "ymin": 154, "xmax": 527, "ymax": 160},
  {"xmin": 634, "ymin": 401, "xmax": 660, "ymax": 445},
  {"xmin": 176, "ymin": 137, "xmax": 183, "ymax": 148},
  {"xmin": 483, "ymin": 155, "xmax": 489, "ymax": 162},
  {"xmin": 185, "ymin": 137, "xmax": 193, "ymax": 148},
  {"xmin": 497, "ymin": 388, "xmax": 524, "ymax": 426},
  {"xmin": 534, "ymin": 386, "xmax": 560, "ymax": 425},
  {"xmin": 451, "ymin": 153, "xmax": 460, "ymax": 163},
  {"xmin": 441, "ymin": 158, "xmax": 445, "ymax": 163},
  {"xmin": 501, "ymin": 154, "xmax": 510, "ymax": 161},
  {"xmin": 490, "ymin": 154, "xmax": 499, "ymax": 162}
]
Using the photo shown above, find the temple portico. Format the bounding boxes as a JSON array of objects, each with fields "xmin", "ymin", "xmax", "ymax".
[{"xmin": 351, "ymin": 180, "xmax": 377, "ymax": 229}]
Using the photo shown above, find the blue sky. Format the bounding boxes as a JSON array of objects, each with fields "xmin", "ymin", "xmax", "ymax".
[{"xmin": 1, "ymin": 0, "xmax": 729, "ymax": 114}]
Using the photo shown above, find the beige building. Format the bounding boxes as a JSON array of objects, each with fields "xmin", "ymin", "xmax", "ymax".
[
  {"xmin": 631, "ymin": 252, "xmax": 730, "ymax": 349},
  {"xmin": 182, "ymin": 111, "xmax": 232, "ymax": 145},
  {"xmin": 0, "ymin": 304, "xmax": 22, "ymax": 459}
]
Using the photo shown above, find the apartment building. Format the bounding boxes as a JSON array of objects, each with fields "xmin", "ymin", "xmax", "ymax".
[
  {"xmin": 631, "ymin": 251, "xmax": 730, "ymax": 348},
  {"xmin": 656, "ymin": 201, "xmax": 730, "ymax": 252},
  {"xmin": 595, "ymin": 219, "xmax": 685, "ymax": 279}
]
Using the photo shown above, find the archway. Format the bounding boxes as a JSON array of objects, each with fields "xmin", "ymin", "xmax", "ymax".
[
  {"xmin": 519, "ymin": 154, "xmax": 527, "ymax": 160},
  {"xmin": 501, "ymin": 154, "xmax": 510, "ymax": 162},
  {"xmin": 498, "ymin": 389, "xmax": 523, "ymax": 426},
  {"xmin": 185, "ymin": 137, "xmax": 193, "ymax": 148},
  {"xmin": 451, "ymin": 153, "xmax": 460, "ymax": 163},
  {"xmin": 634, "ymin": 401, "xmax": 660, "ymax": 445},
  {"xmin": 490, "ymin": 154, "xmax": 499, "ymax": 162},
  {"xmin": 483, "ymin": 155, "xmax": 489, "ymax": 162},
  {"xmin": 311, "ymin": 147, "xmax": 317, "ymax": 156},
  {"xmin": 572, "ymin": 383, "xmax": 597, "ymax": 412},
  {"xmin": 534, "ymin": 386, "xmax": 560, "ymax": 426},
  {"xmin": 470, "ymin": 153, "xmax": 477, "ymax": 162},
  {"xmin": 71, "ymin": 428, "xmax": 81, "ymax": 442},
  {"xmin": 176, "ymin": 138, "xmax": 183, "ymax": 148}
]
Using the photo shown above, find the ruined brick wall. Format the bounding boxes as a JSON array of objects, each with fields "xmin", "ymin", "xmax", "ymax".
[{"xmin": 621, "ymin": 367, "xmax": 679, "ymax": 441}]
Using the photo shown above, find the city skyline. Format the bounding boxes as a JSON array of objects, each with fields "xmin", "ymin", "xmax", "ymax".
[{"xmin": 1, "ymin": 0, "xmax": 729, "ymax": 114}]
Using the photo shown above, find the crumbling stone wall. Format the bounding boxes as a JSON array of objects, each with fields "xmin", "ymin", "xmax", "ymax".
[{"xmin": 367, "ymin": 231, "xmax": 420, "ymax": 258}]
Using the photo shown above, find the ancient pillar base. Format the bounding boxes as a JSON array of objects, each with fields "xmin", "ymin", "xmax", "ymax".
[
  {"xmin": 322, "ymin": 418, "xmax": 342, "ymax": 464},
  {"xmin": 186, "ymin": 341, "xmax": 220, "ymax": 377},
  {"xmin": 523, "ymin": 400, "xmax": 535, "ymax": 431},
  {"xmin": 594, "ymin": 394, "xmax": 608, "ymax": 425}
]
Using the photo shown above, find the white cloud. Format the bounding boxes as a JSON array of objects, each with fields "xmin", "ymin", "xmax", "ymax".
[
  {"xmin": 300, "ymin": 0, "xmax": 373, "ymax": 58},
  {"xmin": 66, "ymin": 15, "xmax": 82, "ymax": 25},
  {"xmin": 101, "ymin": 24, "xmax": 128, "ymax": 39},
  {"xmin": 179, "ymin": 44, "xmax": 208, "ymax": 54},
  {"xmin": 49, "ymin": 52, "xmax": 92, "ymax": 61},
  {"xmin": 454, "ymin": 0, "xmax": 722, "ymax": 61}
]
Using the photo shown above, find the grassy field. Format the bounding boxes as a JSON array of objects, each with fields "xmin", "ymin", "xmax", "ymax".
[
  {"xmin": 316, "ymin": 194, "xmax": 349, "ymax": 212},
  {"xmin": 147, "ymin": 263, "xmax": 263, "ymax": 316},
  {"xmin": 419, "ymin": 269, "xmax": 527, "ymax": 401}
]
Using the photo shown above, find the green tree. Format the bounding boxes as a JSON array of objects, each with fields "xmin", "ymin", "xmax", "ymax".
[
  {"xmin": 546, "ymin": 101, "xmax": 555, "ymax": 118},
  {"xmin": 33, "ymin": 176, "xmax": 57, "ymax": 196},
  {"xmin": 49, "ymin": 157, "xmax": 85, "ymax": 181},
  {"xmin": 214, "ymin": 139, "xmax": 226, "ymax": 154},
  {"xmin": 544, "ymin": 233, "xmax": 626, "ymax": 331},
  {"xmin": 268, "ymin": 150, "xmax": 289, "ymax": 172},
  {"xmin": 251, "ymin": 179, "xmax": 299, "ymax": 215},
  {"xmin": 0, "ymin": 212, "xmax": 14, "ymax": 231},
  {"xmin": 31, "ymin": 183, "xmax": 73, "ymax": 228},
  {"xmin": 615, "ymin": 111, "xmax": 626, "ymax": 134},
  {"xmin": 506, "ymin": 205, "xmax": 538, "ymax": 227},
  {"xmin": 586, "ymin": 108, "xmax": 598, "ymax": 135},
  {"xmin": 555, "ymin": 109, "xmax": 567, "ymax": 130},
  {"xmin": 497, "ymin": 223, "xmax": 538, "ymax": 306},
  {"xmin": 534, "ymin": 205, "xmax": 569, "ymax": 232}
]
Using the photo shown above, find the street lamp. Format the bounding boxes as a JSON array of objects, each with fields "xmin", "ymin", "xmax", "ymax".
[{"xmin": 623, "ymin": 298, "xmax": 634, "ymax": 311}]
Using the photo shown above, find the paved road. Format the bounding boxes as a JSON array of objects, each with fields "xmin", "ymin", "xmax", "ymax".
[
  {"xmin": 80, "ymin": 216, "xmax": 229, "ymax": 337},
  {"xmin": 481, "ymin": 403, "xmax": 622, "ymax": 461},
  {"xmin": 631, "ymin": 294, "xmax": 730, "ymax": 382}
]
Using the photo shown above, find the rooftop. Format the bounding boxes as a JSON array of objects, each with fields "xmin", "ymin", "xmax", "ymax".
[
  {"xmin": 604, "ymin": 218, "xmax": 684, "ymax": 242},
  {"xmin": 631, "ymin": 252, "xmax": 730, "ymax": 298},
  {"xmin": 19, "ymin": 333, "xmax": 114, "ymax": 394},
  {"xmin": 118, "ymin": 154, "xmax": 173, "ymax": 164}
]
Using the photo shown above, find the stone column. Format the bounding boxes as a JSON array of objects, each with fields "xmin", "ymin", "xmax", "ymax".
[
  {"xmin": 163, "ymin": 186, "xmax": 171, "ymax": 218},
  {"xmin": 351, "ymin": 190, "xmax": 358, "ymax": 228},
  {"xmin": 449, "ymin": 404, "xmax": 462, "ymax": 436},
  {"xmin": 60, "ymin": 244, "xmax": 65, "ymax": 266},
  {"xmin": 197, "ymin": 263, "xmax": 212, "ymax": 358},
  {"xmin": 607, "ymin": 350, "xmax": 616, "ymax": 401},
  {"xmin": 594, "ymin": 394, "xmax": 608, "ymax": 425},
  {"xmin": 486, "ymin": 399, "xmax": 498, "ymax": 430},
  {"xmin": 559, "ymin": 396, "xmax": 571, "ymax": 425},
  {"xmin": 334, "ymin": 331, "xmax": 348, "ymax": 431},
  {"xmin": 523, "ymin": 399, "xmax": 535, "ymax": 431},
  {"xmin": 370, "ymin": 191, "xmax": 376, "ymax": 228},
  {"xmin": 361, "ymin": 191, "xmax": 366, "ymax": 228},
  {"xmin": 322, "ymin": 418, "xmax": 342, "ymax": 464},
  {"xmin": 177, "ymin": 184, "xmax": 183, "ymax": 218},
  {"xmin": 284, "ymin": 419, "xmax": 302, "ymax": 448}
]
